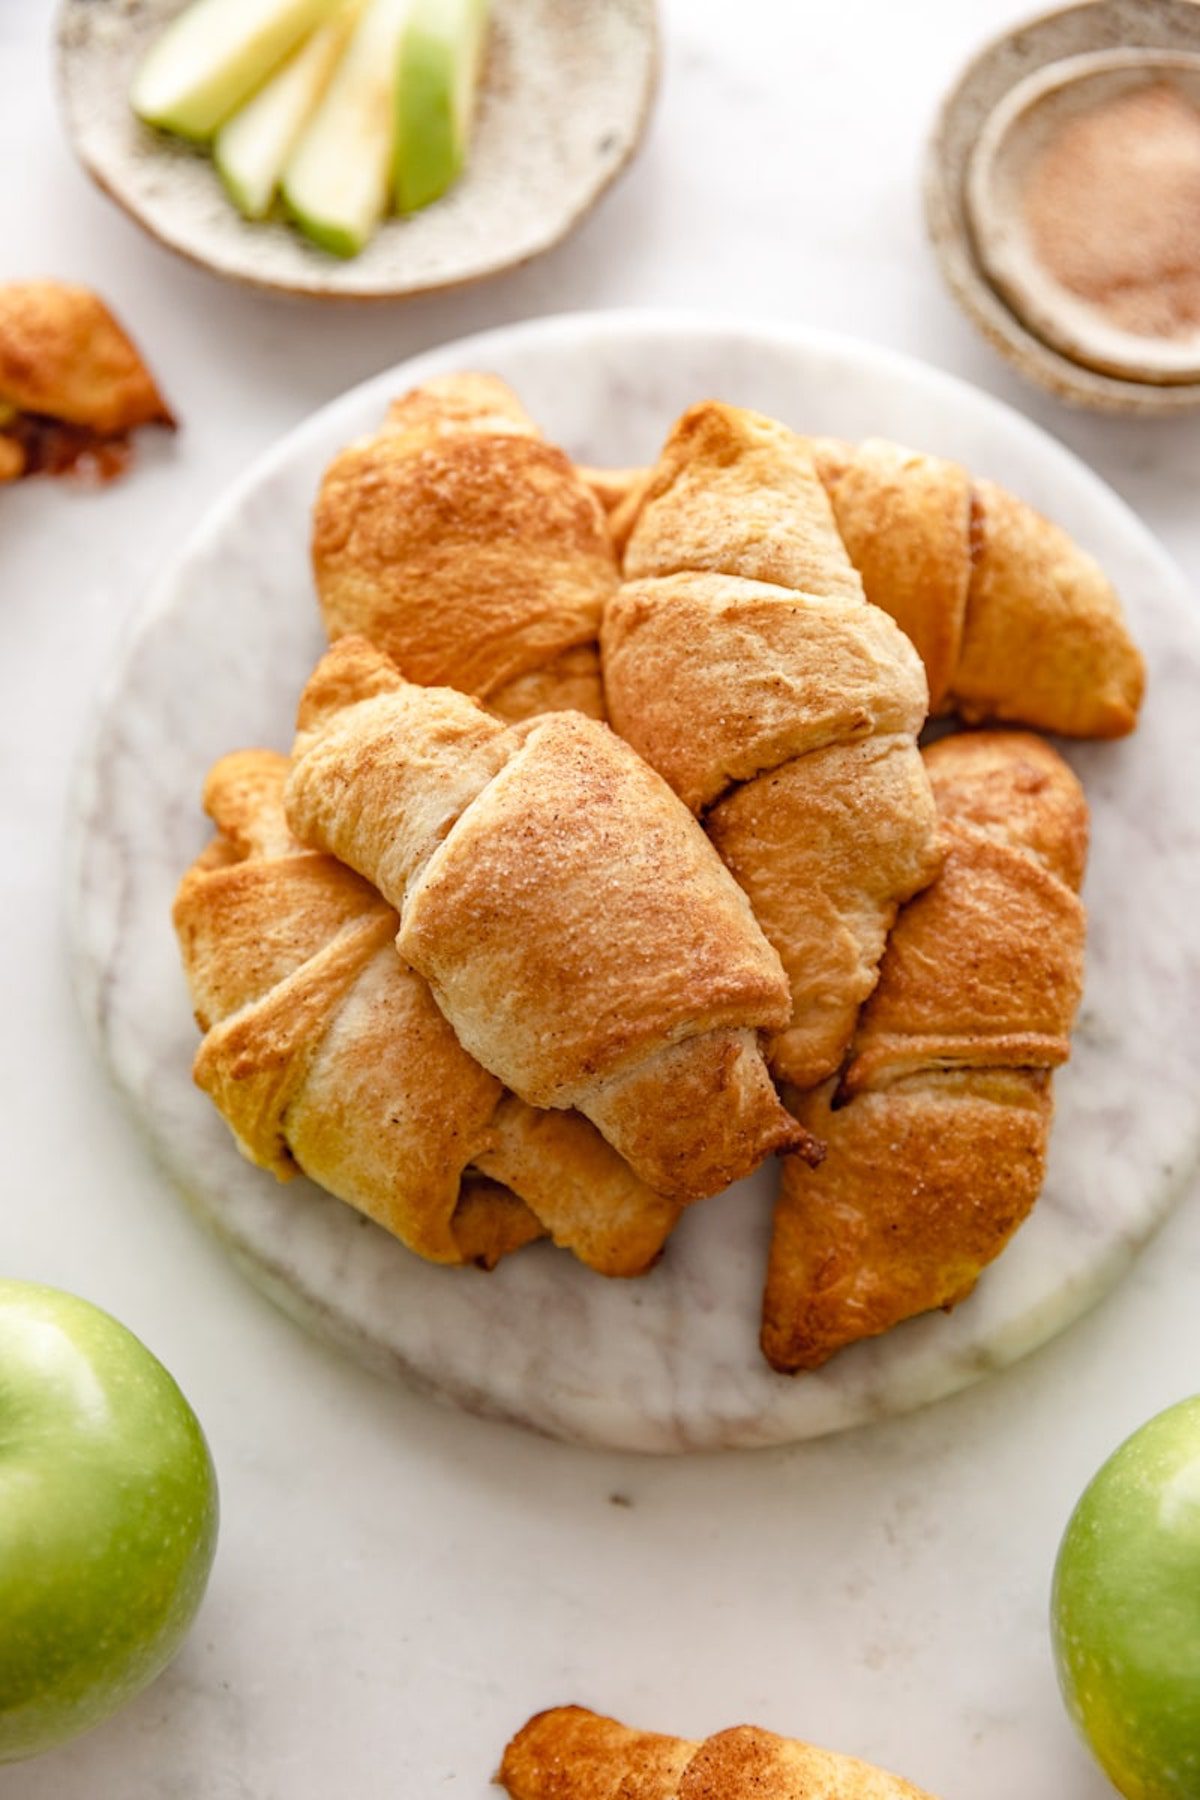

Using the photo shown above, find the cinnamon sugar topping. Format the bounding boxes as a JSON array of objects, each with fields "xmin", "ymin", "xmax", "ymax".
[{"xmin": 1022, "ymin": 82, "xmax": 1200, "ymax": 341}]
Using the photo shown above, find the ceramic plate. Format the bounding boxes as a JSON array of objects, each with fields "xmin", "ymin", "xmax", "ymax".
[
  {"xmin": 57, "ymin": 0, "xmax": 657, "ymax": 300},
  {"xmin": 65, "ymin": 312, "xmax": 1200, "ymax": 1451},
  {"xmin": 924, "ymin": 0, "xmax": 1200, "ymax": 414}
]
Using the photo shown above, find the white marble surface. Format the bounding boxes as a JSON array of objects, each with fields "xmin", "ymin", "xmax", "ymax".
[
  {"xmin": 66, "ymin": 314, "xmax": 1200, "ymax": 1454},
  {"xmin": 5, "ymin": 0, "xmax": 1200, "ymax": 1793}
]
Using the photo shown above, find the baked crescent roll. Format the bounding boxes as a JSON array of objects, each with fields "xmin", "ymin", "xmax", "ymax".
[
  {"xmin": 0, "ymin": 280, "xmax": 174, "ymax": 482},
  {"xmin": 312, "ymin": 372, "xmax": 614, "ymax": 721},
  {"xmin": 174, "ymin": 748, "xmax": 685, "ymax": 1276},
  {"xmin": 586, "ymin": 437, "xmax": 1145, "ymax": 738},
  {"xmin": 762, "ymin": 730, "xmax": 1088, "ymax": 1372},
  {"xmin": 285, "ymin": 636, "xmax": 814, "ymax": 1202},
  {"xmin": 812, "ymin": 437, "xmax": 1143, "ymax": 737},
  {"xmin": 499, "ymin": 1707, "xmax": 937, "ymax": 1800},
  {"xmin": 602, "ymin": 402, "xmax": 942, "ymax": 1090}
]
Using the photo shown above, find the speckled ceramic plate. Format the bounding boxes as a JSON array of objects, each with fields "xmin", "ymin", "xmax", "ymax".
[
  {"xmin": 65, "ymin": 313, "xmax": 1200, "ymax": 1452},
  {"xmin": 925, "ymin": 0, "xmax": 1200, "ymax": 413},
  {"xmin": 56, "ymin": 0, "xmax": 658, "ymax": 300}
]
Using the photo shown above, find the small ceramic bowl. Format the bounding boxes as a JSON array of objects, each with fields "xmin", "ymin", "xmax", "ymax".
[
  {"xmin": 56, "ymin": 0, "xmax": 659, "ymax": 302},
  {"xmin": 925, "ymin": 0, "xmax": 1200, "ymax": 413},
  {"xmin": 968, "ymin": 48, "xmax": 1200, "ymax": 385}
]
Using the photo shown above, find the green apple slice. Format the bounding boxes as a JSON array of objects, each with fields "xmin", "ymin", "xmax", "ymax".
[
  {"xmin": 131, "ymin": 0, "xmax": 344, "ymax": 141},
  {"xmin": 394, "ymin": 0, "xmax": 489, "ymax": 213},
  {"xmin": 282, "ymin": 0, "xmax": 413, "ymax": 257},
  {"xmin": 214, "ymin": 4, "xmax": 361, "ymax": 219}
]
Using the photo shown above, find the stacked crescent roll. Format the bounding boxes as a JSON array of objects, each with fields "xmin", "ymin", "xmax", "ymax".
[
  {"xmin": 173, "ymin": 368, "xmax": 1144, "ymax": 1369},
  {"xmin": 762, "ymin": 730, "xmax": 1088, "ymax": 1371},
  {"xmin": 314, "ymin": 372, "xmax": 612, "ymax": 721},
  {"xmin": 285, "ymin": 633, "xmax": 809, "ymax": 1203},
  {"xmin": 593, "ymin": 432, "xmax": 1144, "ymax": 739},
  {"xmin": 174, "ymin": 747, "xmax": 686, "ymax": 1276},
  {"xmin": 603, "ymin": 401, "xmax": 943, "ymax": 1089}
]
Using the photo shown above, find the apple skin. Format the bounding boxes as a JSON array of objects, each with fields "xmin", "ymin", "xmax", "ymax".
[
  {"xmin": 1052, "ymin": 1395, "xmax": 1200, "ymax": 1799},
  {"xmin": 393, "ymin": 0, "xmax": 489, "ymax": 214},
  {"xmin": 0, "ymin": 1281, "xmax": 219, "ymax": 1763}
]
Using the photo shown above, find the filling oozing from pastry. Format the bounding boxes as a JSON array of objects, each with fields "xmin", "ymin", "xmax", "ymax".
[{"xmin": 0, "ymin": 407, "xmax": 137, "ymax": 484}]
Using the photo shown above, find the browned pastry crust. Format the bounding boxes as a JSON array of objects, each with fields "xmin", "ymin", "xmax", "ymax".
[
  {"xmin": 813, "ymin": 438, "xmax": 1145, "ymax": 736},
  {"xmin": 602, "ymin": 402, "xmax": 942, "ymax": 1090},
  {"xmin": 0, "ymin": 280, "xmax": 174, "ymax": 482},
  {"xmin": 807, "ymin": 437, "xmax": 971, "ymax": 715},
  {"xmin": 285, "ymin": 636, "xmax": 813, "ymax": 1202},
  {"xmin": 574, "ymin": 465, "xmax": 647, "ymax": 518},
  {"xmin": 609, "ymin": 471, "xmax": 654, "ymax": 560},
  {"xmin": 499, "ymin": 1707, "xmax": 937, "ymax": 1800},
  {"xmin": 174, "ymin": 748, "xmax": 685, "ymax": 1277},
  {"xmin": 761, "ymin": 730, "xmax": 1088, "ymax": 1373},
  {"xmin": 312, "ymin": 372, "xmax": 614, "ymax": 720},
  {"xmin": 587, "ymin": 438, "xmax": 1145, "ymax": 738}
]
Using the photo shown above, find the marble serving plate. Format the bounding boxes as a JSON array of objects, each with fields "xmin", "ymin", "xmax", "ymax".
[
  {"xmin": 65, "ymin": 313, "xmax": 1200, "ymax": 1453},
  {"xmin": 57, "ymin": 0, "xmax": 657, "ymax": 301}
]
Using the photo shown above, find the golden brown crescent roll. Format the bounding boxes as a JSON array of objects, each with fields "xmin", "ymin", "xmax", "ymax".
[
  {"xmin": 0, "ymin": 280, "xmax": 174, "ymax": 482},
  {"xmin": 762, "ymin": 730, "xmax": 1088, "ymax": 1373},
  {"xmin": 587, "ymin": 437, "xmax": 1145, "ymax": 737},
  {"xmin": 602, "ymin": 402, "xmax": 942, "ymax": 1091},
  {"xmin": 812, "ymin": 437, "xmax": 1144, "ymax": 737},
  {"xmin": 312, "ymin": 372, "xmax": 614, "ymax": 721},
  {"xmin": 499, "ymin": 1707, "xmax": 937, "ymax": 1800},
  {"xmin": 285, "ymin": 636, "xmax": 814, "ymax": 1202},
  {"xmin": 174, "ymin": 748, "xmax": 685, "ymax": 1277}
]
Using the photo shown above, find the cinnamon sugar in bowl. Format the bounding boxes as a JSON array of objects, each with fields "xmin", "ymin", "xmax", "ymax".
[
  {"xmin": 969, "ymin": 50, "xmax": 1200, "ymax": 384},
  {"xmin": 925, "ymin": 0, "xmax": 1200, "ymax": 413}
]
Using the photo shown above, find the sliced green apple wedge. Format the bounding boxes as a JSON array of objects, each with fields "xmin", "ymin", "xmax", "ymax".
[
  {"xmin": 131, "ymin": 0, "xmax": 343, "ymax": 141},
  {"xmin": 214, "ymin": 4, "xmax": 362, "ymax": 219},
  {"xmin": 282, "ymin": 0, "xmax": 413, "ymax": 257},
  {"xmin": 394, "ymin": 0, "xmax": 490, "ymax": 213}
]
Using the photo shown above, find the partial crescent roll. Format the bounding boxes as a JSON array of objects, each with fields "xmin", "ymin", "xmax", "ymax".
[
  {"xmin": 285, "ymin": 636, "xmax": 813, "ymax": 1202},
  {"xmin": 762, "ymin": 730, "xmax": 1088, "ymax": 1373},
  {"xmin": 499, "ymin": 1707, "xmax": 937, "ymax": 1800},
  {"xmin": 588, "ymin": 435, "xmax": 1145, "ymax": 738},
  {"xmin": 602, "ymin": 402, "xmax": 942, "ymax": 1090},
  {"xmin": 312, "ymin": 372, "xmax": 614, "ymax": 722},
  {"xmin": 0, "ymin": 280, "xmax": 174, "ymax": 482},
  {"xmin": 174, "ymin": 748, "xmax": 685, "ymax": 1276}
]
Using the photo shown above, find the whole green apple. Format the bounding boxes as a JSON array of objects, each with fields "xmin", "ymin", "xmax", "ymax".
[
  {"xmin": 1052, "ymin": 1395, "xmax": 1200, "ymax": 1799},
  {"xmin": 0, "ymin": 1280, "xmax": 218, "ymax": 1762}
]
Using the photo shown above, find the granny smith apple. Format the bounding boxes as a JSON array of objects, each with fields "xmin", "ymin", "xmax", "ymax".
[
  {"xmin": 0, "ymin": 1281, "xmax": 218, "ymax": 1763},
  {"xmin": 283, "ymin": 0, "xmax": 412, "ymax": 257},
  {"xmin": 393, "ymin": 0, "xmax": 490, "ymax": 213},
  {"xmin": 131, "ymin": 0, "xmax": 343, "ymax": 141},
  {"xmin": 1052, "ymin": 1395, "xmax": 1200, "ymax": 1799},
  {"xmin": 215, "ymin": 4, "xmax": 361, "ymax": 220}
]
